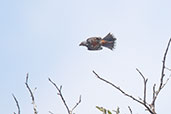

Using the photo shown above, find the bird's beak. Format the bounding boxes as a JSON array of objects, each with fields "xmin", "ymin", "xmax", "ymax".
[
  {"xmin": 79, "ymin": 41, "xmax": 86, "ymax": 46},
  {"xmin": 79, "ymin": 42, "xmax": 83, "ymax": 46}
]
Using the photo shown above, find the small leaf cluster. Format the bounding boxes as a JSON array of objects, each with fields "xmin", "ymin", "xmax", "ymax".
[{"xmin": 96, "ymin": 106, "xmax": 120, "ymax": 114}]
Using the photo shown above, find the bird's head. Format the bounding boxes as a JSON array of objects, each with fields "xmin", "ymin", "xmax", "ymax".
[{"xmin": 79, "ymin": 41, "xmax": 88, "ymax": 47}]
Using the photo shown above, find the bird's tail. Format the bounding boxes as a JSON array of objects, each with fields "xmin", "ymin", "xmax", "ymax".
[{"xmin": 101, "ymin": 33, "xmax": 116, "ymax": 50}]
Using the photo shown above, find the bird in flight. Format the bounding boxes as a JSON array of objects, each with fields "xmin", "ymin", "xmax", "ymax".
[{"xmin": 79, "ymin": 33, "xmax": 116, "ymax": 51}]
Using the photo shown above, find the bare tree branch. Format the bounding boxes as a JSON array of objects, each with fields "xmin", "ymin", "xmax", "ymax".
[
  {"xmin": 113, "ymin": 107, "xmax": 120, "ymax": 114},
  {"xmin": 70, "ymin": 95, "xmax": 81, "ymax": 114},
  {"xmin": 92, "ymin": 71, "xmax": 154, "ymax": 114},
  {"xmin": 92, "ymin": 71, "xmax": 142, "ymax": 104},
  {"xmin": 136, "ymin": 68, "xmax": 148, "ymax": 105},
  {"xmin": 151, "ymin": 38, "xmax": 171, "ymax": 107},
  {"xmin": 128, "ymin": 106, "xmax": 132, "ymax": 114},
  {"xmin": 48, "ymin": 78, "xmax": 70, "ymax": 114},
  {"xmin": 165, "ymin": 67, "xmax": 171, "ymax": 71},
  {"xmin": 12, "ymin": 94, "xmax": 20, "ymax": 114},
  {"xmin": 159, "ymin": 38, "xmax": 171, "ymax": 89},
  {"xmin": 25, "ymin": 73, "xmax": 38, "ymax": 114},
  {"xmin": 152, "ymin": 84, "xmax": 156, "ymax": 100},
  {"xmin": 93, "ymin": 38, "xmax": 171, "ymax": 114},
  {"xmin": 48, "ymin": 78, "xmax": 81, "ymax": 114},
  {"xmin": 48, "ymin": 111, "xmax": 54, "ymax": 114},
  {"xmin": 162, "ymin": 76, "xmax": 171, "ymax": 89},
  {"xmin": 94, "ymin": 38, "xmax": 171, "ymax": 114}
]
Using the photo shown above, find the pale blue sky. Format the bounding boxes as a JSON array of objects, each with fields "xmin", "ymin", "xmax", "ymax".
[{"xmin": 0, "ymin": 0, "xmax": 171, "ymax": 114}]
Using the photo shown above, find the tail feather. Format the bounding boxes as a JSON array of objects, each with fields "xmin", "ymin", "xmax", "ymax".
[
  {"xmin": 102, "ymin": 33, "xmax": 116, "ymax": 50},
  {"xmin": 103, "ymin": 33, "xmax": 116, "ymax": 42}
]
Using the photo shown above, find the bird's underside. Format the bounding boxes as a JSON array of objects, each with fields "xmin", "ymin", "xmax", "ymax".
[{"xmin": 86, "ymin": 37, "xmax": 102, "ymax": 50}]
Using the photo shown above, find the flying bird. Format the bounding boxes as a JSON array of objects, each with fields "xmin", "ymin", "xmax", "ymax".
[{"xmin": 79, "ymin": 33, "xmax": 116, "ymax": 51}]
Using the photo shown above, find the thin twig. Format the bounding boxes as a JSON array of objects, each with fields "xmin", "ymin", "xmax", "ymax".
[
  {"xmin": 48, "ymin": 78, "xmax": 81, "ymax": 114},
  {"xmin": 12, "ymin": 94, "xmax": 20, "ymax": 114},
  {"xmin": 48, "ymin": 78, "xmax": 70, "ymax": 114},
  {"xmin": 152, "ymin": 84, "xmax": 156, "ymax": 100},
  {"xmin": 136, "ymin": 68, "xmax": 148, "ymax": 104},
  {"xmin": 25, "ymin": 73, "xmax": 38, "ymax": 114},
  {"xmin": 161, "ymin": 75, "xmax": 171, "ymax": 89},
  {"xmin": 70, "ymin": 95, "xmax": 81, "ymax": 113},
  {"xmin": 48, "ymin": 111, "xmax": 54, "ymax": 114},
  {"xmin": 165, "ymin": 67, "xmax": 171, "ymax": 71},
  {"xmin": 113, "ymin": 107, "xmax": 120, "ymax": 114},
  {"xmin": 92, "ymin": 71, "xmax": 154, "ymax": 114},
  {"xmin": 128, "ymin": 106, "xmax": 132, "ymax": 114}
]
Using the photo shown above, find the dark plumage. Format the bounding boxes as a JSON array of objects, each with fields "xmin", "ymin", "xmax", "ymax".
[{"xmin": 79, "ymin": 33, "xmax": 116, "ymax": 51}]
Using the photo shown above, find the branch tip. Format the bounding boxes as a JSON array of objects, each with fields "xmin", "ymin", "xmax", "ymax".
[{"xmin": 12, "ymin": 94, "xmax": 20, "ymax": 114}]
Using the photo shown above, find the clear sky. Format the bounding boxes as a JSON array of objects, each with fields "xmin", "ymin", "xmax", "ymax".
[{"xmin": 0, "ymin": 0, "xmax": 171, "ymax": 114}]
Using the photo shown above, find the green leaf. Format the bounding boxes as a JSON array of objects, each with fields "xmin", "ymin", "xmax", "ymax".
[
  {"xmin": 107, "ymin": 110, "xmax": 112, "ymax": 114},
  {"xmin": 104, "ymin": 109, "xmax": 107, "ymax": 114},
  {"xmin": 96, "ymin": 106, "xmax": 108, "ymax": 114},
  {"xmin": 96, "ymin": 106, "xmax": 104, "ymax": 112}
]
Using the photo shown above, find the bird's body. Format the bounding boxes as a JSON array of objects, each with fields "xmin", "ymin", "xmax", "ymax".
[
  {"xmin": 86, "ymin": 37, "xmax": 102, "ymax": 50},
  {"xmin": 79, "ymin": 33, "xmax": 116, "ymax": 51}
]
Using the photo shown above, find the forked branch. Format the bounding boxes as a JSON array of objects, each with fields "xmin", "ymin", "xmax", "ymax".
[
  {"xmin": 92, "ymin": 71, "xmax": 153, "ymax": 114},
  {"xmin": 70, "ymin": 95, "xmax": 81, "ymax": 114},
  {"xmin": 136, "ymin": 68, "xmax": 148, "ymax": 104},
  {"xmin": 93, "ymin": 38, "xmax": 171, "ymax": 114},
  {"xmin": 151, "ymin": 38, "xmax": 171, "ymax": 107},
  {"xmin": 48, "ymin": 78, "xmax": 81, "ymax": 114}
]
